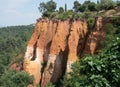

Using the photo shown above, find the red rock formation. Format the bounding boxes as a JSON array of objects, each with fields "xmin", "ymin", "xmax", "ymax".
[
  {"xmin": 42, "ymin": 20, "xmax": 71, "ymax": 85},
  {"xmin": 67, "ymin": 20, "xmax": 88, "ymax": 72},
  {"xmin": 82, "ymin": 16, "xmax": 109, "ymax": 56},
  {"xmin": 24, "ymin": 18, "xmax": 57, "ymax": 86},
  {"xmin": 24, "ymin": 17, "xmax": 110, "ymax": 87}
]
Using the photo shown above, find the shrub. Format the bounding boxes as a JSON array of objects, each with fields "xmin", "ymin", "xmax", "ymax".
[
  {"xmin": 0, "ymin": 70, "xmax": 33, "ymax": 87},
  {"xmin": 63, "ymin": 37, "xmax": 120, "ymax": 87},
  {"xmin": 44, "ymin": 82, "xmax": 55, "ymax": 87},
  {"xmin": 87, "ymin": 17, "xmax": 95, "ymax": 31}
]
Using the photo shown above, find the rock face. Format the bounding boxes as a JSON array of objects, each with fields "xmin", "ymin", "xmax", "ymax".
[
  {"xmin": 82, "ymin": 16, "xmax": 110, "ymax": 56},
  {"xmin": 24, "ymin": 18, "xmax": 56, "ymax": 86},
  {"xmin": 24, "ymin": 17, "xmax": 107, "ymax": 86}
]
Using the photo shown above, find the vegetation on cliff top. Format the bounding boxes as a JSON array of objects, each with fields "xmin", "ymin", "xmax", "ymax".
[{"xmin": 38, "ymin": 0, "xmax": 120, "ymax": 20}]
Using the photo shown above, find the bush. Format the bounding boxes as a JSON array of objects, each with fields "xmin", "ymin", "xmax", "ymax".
[
  {"xmin": 0, "ymin": 70, "xmax": 34, "ymax": 87},
  {"xmin": 63, "ymin": 37, "xmax": 120, "ymax": 87},
  {"xmin": 44, "ymin": 82, "xmax": 55, "ymax": 87},
  {"xmin": 87, "ymin": 17, "xmax": 95, "ymax": 31}
]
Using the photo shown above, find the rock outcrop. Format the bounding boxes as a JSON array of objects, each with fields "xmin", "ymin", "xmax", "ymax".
[{"xmin": 23, "ymin": 17, "xmax": 109, "ymax": 86}]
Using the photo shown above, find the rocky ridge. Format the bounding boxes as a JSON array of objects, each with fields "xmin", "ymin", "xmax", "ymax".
[{"xmin": 23, "ymin": 16, "xmax": 111, "ymax": 86}]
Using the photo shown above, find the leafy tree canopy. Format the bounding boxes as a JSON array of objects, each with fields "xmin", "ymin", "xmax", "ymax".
[{"xmin": 38, "ymin": 0, "xmax": 57, "ymax": 17}]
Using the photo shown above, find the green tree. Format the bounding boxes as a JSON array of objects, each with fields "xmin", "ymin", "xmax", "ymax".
[
  {"xmin": 46, "ymin": 0, "xmax": 56, "ymax": 12},
  {"xmin": 96, "ymin": 0, "xmax": 100, "ymax": 11},
  {"xmin": 100, "ymin": 0, "xmax": 115, "ymax": 10},
  {"xmin": 0, "ymin": 70, "xmax": 33, "ymax": 87},
  {"xmin": 59, "ymin": 7, "xmax": 64, "ymax": 13},
  {"xmin": 79, "ymin": 1, "xmax": 89, "ymax": 12},
  {"xmin": 38, "ymin": 2, "xmax": 46, "ymax": 13},
  {"xmin": 0, "ymin": 25, "xmax": 33, "ymax": 76},
  {"xmin": 88, "ymin": 2, "xmax": 97, "ymax": 11},
  {"xmin": 65, "ymin": 3, "xmax": 67, "ymax": 12},
  {"xmin": 116, "ymin": 0, "xmax": 120, "ymax": 6},
  {"xmin": 73, "ymin": 1, "xmax": 81, "ymax": 12},
  {"xmin": 38, "ymin": 0, "xmax": 57, "ymax": 17}
]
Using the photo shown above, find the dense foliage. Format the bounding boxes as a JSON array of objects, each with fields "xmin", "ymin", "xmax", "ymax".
[
  {"xmin": 0, "ymin": 25, "xmax": 34, "ymax": 87},
  {"xmin": 0, "ymin": 25, "xmax": 33, "ymax": 67},
  {"xmin": 38, "ymin": 0, "xmax": 120, "ymax": 19},
  {"xmin": 0, "ymin": 70, "xmax": 33, "ymax": 87},
  {"xmin": 0, "ymin": 0, "xmax": 120, "ymax": 87},
  {"xmin": 38, "ymin": 0, "xmax": 57, "ymax": 17},
  {"xmin": 63, "ymin": 24, "xmax": 120, "ymax": 87}
]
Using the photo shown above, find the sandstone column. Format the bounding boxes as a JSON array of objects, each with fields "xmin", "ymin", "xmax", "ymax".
[
  {"xmin": 82, "ymin": 16, "xmax": 103, "ymax": 56},
  {"xmin": 24, "ymin": 20, "xmax": 43, "ymax": 86},
  {"xmin": 67, "ymin": 20, "xmax": 84, "ymax": 72},
  {"xmin": 42, "ymin": 20, "xmax": 70, "ymax": 85}
]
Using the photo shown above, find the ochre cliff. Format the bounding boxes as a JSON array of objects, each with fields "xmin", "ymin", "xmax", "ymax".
[{"xmin": 23, "ymin": 17, "xmax": 108, "ymax": 87}]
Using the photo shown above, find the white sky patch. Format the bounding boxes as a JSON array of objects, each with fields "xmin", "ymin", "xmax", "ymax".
[
  {"xmin": 7, "ymin": 0, "xmax": 29, "ymax": 8},
  {"xmin": 0, "ymin": 0, "xmax": 29, "ymax": 17},
  {"xmin": 0, "ymin": 0, "xmax": 40, "ymax": 26},
  {"xmin": 0, "ymin": 0, "xmax": 29, "ymax": 11},
  {"xmin": 5, "ymin": 9, "xmax": 19, "ymax": 14},
  {"xmin": 0, "ymin": 0, "xmax": 101, "ymax": 26}
]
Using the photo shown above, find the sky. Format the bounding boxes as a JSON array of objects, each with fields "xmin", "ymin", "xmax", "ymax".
[{"xmin": 0, "ymin": 0, "xmax": 97, "ymax": 27}]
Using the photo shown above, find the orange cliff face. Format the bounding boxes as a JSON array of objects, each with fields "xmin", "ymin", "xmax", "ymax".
[
  {"xmin": 67, "ymin": 20, "xmax": 88, "ymax": 72},
  {"xmin": 23, "ymin": 17, "xmax": 108, "ymax": 87},
  {"xmin": 42, "ymin": 20, "xmax": 71, "ymax": 85},
  {"xmin": 82, "ymin": 16, "xmax": 108, "ymax": 56},
  {"xmin": 24, "ymin": 18, "xmax": 57, "ymax": 86}
]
